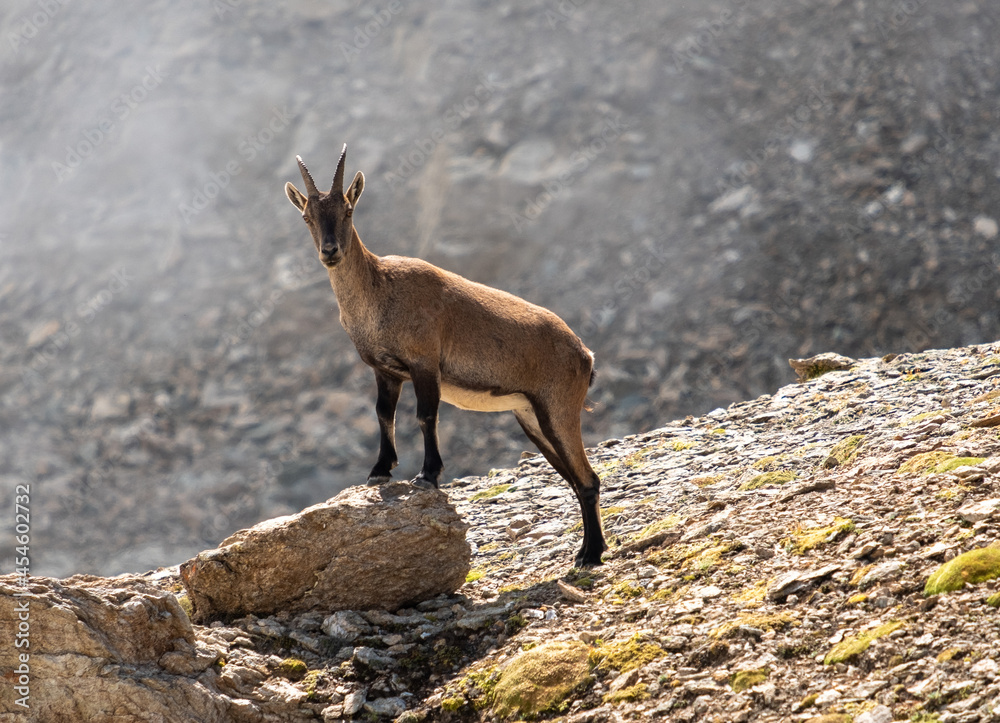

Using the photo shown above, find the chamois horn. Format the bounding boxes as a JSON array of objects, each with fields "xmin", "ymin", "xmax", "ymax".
[
  {"xmin": 332, "ymin": 143, "xmax": 347, "ymax": 195},
  {"xmin": 296, "ymin": 155, "xmax": 319, "ymax": 197}
]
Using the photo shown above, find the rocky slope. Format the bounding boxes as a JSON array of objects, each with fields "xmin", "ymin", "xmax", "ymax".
[
  {"xmin": 2, "ymin": 1, "xmax": 1000, "ymax": 576},
  {"xmin": 6, "ymin": 342, "xmax": 1000, "ymax": 722}
]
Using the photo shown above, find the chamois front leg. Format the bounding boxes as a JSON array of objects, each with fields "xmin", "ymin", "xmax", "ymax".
[
  {"xmin": 410, "ymin": 366, "xmax": 444, "ymax": 489},
  {"xmin": 367, "ymin": 371, "xmax": 402, "ymax": 485}
]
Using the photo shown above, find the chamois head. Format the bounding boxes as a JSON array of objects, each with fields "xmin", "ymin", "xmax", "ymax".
[{"xmin": 285, "ymin": 144, "xmax": 365, "ymax": 268}]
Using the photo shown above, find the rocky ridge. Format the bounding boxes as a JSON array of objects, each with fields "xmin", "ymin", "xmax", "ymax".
[
  {"xmin": 3, "ymin": 0, "xmax": 1000, "ymax": 577},
  {"xmin": 5, "ymin": 342, "xmax": 1000, "ymax": 722}
]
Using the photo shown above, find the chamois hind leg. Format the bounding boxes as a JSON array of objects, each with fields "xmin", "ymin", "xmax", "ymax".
[
  {"xmin": 524, "ymin": 400, "xmax": 606, "ymax": 568},
  {"xmin": 410, "ymin": 366, "xmax": 444, "ymax": 489},
  {"xmin": 514, "ymin": 408, "xmax": 574, "ymax": 483},
  {"xmin": 368, "ymin": 371, "xmax": 402, "ymax": 485}
]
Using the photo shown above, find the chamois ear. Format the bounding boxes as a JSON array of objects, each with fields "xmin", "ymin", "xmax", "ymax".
[
  {"xmin": 346, "ymin": 171, "xmax": 365, "ymax": 206},
  {"xmin": 285, "ymin": 182, "xmax": 307, "ymax": 211}
]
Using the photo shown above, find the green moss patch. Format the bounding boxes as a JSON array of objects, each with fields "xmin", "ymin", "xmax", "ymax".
[
  {"xmin": 740, "ymin": 470, "xmax": 797, "ymax": 490},
  {"xmin": 785, "ymin": 517, "xmax": 855, "ymax": 555},
  {"xmin": 607, "ymin": 580, "xmax": 645, "ymax": 602},
  {"xmin": 924, "ymin": 547, "xmax": 1000, "ymax": 596},
  {"xmin": 277, "ymin": 658, "xmax": 308, "ymax": 681},
  {"xmin": 589, "ymin": 634, "xmax": 666, "ymax": 673},
  {"xmin": 986, "ymin": 591, "xmax": 1000, "ymax": 607},
  {"xmin": 899, "ymin": 451, "xmax": 986, "ymax": 475},
  {"xmin": 471, "ymin": 484, "xmax": 512, "ymax": 501},
  {"xmin": 729, "ymin": 667, "xmax": 769, "ymax": 693},
  {"xmin": 752, "ymin": 455, "xmax": 785, "ymax": 471},
  {"xmin": 936, "ymin": 647, "xmax": 965, "ymax": 663},
  {"xmin": 827, "ymin": 434, "xmax": 865, "ymax": 466},
  {"xmin": 603, "ymin": 683, "xmax": 649, "ymax": 705},
  {"xmin": 492, "ymin": 641, "xmax": 592, "ymax": 720},
  {"xmin": 823, "ymin": 620, "xmax": 904, "ymax": 665},
  {"xmin": 631, "ymin": 515, "xmax": 681, "ymax": 542}
]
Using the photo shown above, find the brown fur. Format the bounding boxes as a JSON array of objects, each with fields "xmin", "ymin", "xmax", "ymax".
[{"xmin": 285, "ymin": 146, "xmax": 607, "ymax": 566}]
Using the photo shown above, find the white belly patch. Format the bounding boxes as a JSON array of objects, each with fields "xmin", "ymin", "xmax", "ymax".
[{"xmin": 440, "ymin": 383, "xmax": 531, "ymax": 413}]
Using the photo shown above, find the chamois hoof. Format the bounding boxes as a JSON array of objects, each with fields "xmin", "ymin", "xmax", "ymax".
[
  {"xmin": 366, "ymin": 475, "xmax": 392, "ymax": 486},
  {"xmin": 411, "ymin": 474, "xmax": 439, "ymax": 491}
]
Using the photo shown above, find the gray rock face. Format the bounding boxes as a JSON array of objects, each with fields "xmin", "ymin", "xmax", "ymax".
[
  {"xmin": 179, "ymin": 482, "xmax": 470, "ymax": 621},
  {"xmin": 0, "ymin": 575, "xmax": 230, "ymax": 722}
]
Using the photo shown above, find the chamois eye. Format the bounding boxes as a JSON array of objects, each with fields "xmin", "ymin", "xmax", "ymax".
[{"xmin": 345, "ymin": 205, "xmax": 354, "ymax": 217}]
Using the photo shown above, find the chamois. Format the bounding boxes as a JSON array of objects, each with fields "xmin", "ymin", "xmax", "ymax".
[{"xmin": 285, "ymin": 146, "xmax": 607, "ymax": 567}]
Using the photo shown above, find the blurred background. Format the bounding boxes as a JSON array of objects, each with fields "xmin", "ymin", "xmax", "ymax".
[{"xmin": 1, "ymin": 0, "xmax": 998, "ymax": 576}]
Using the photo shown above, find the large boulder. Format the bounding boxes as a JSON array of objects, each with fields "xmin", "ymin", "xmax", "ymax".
[
  {"xmin": 180, "ymin": 481, "xmax": 471, "ymax": 621},
  {"xmin": 0, "ymin": 575, "xmax": 232, "ymax": 721}
]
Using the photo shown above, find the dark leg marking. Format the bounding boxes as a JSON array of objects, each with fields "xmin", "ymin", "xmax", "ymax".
[
  {"xmin": 368, "ymin": 371, "xmax": 402, "ymax": 484},
  {"xmin": 523, "ymin": 401, "xmax": 607, "ymax": 567},
  {"xmin": 410, "ymin": 367, "xmax": 444, "ymax": 488}
]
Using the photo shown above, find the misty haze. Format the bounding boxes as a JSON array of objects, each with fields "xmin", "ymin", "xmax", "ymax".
[{"xmin": 1, "ymin": 1, "xmax": 998, "ymax": 578}]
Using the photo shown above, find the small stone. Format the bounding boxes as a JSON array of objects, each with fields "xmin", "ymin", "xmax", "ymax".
[
  {"xmin": 353, "ymin": 647, "xmax": 396, "ymax": 670},
  {"xmin": 661, "ymin": 635, "xmax": 688, "ymax": 651},
  {"xmin": 789, "ymin": 139, "xmax": 815, "ymax": 163},
  {"xmin": 637, "ymin": 565, "xmax": 659, "ymax": 579},
  {"xmin": 857, "ymin": 561, "xmax": 903, "ymax": 589},
  {"xmin": 754, "ymin": 545, "xmax": 775, "ymax": 560},
  {"xmin": 900, "ymin": 133, "xmax": 929, "ymax": 154},
  {"xmin": 970, "ymin": 657, "xmax": 998, "ymax": 677},
  {"xmin": 957, "ymin": 498, "xmax": 1000, "ymax": 524},
  {"xmin": 709, "ymin": 185, "xmax": 755, "ymax": 214},
  {"xmin": 854, "ymin": 704, "xmax": 893, "ymax": 723},
  {"xmin": 91, "ymin": 392, "xmax": 132, "ymax": 421},
  {"xmin": 851, "ymin": 541, "xmax": 881, "ymax": 559},
  {"xmin": 343, "ymin": 690, "xmax": 366, "ymax": 716},
  {"xmin": 26, "ymin": 319, "xmax": 61, "ymax": 349},
  {"xmin": 813, "ymin": 688, "xmax": 842, "ymax": 706},
  {"xmin": 364, "ymin": 697, "xmax": 407, "ymax": 718},
  {"xmin": 974, "ymin": 215, "xmax": 999, "ymax": 239},
  {"xmin": 323, "ymin": 610, "xmax": 373, "ymax": 641},
  {"xmin": 788, "ymin": 352, "xmax": 856, "ymax": 381},
  {"xmin": 609, "ymin": 669, "xmax": 639, "ymax": 692},
  {"xmin": 692, "ymin": 585, "xmax": 723, "ymax": 599},
  {"xmin": 321, "ymin": 704, "xmax": 344, "ymax": 722}
]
